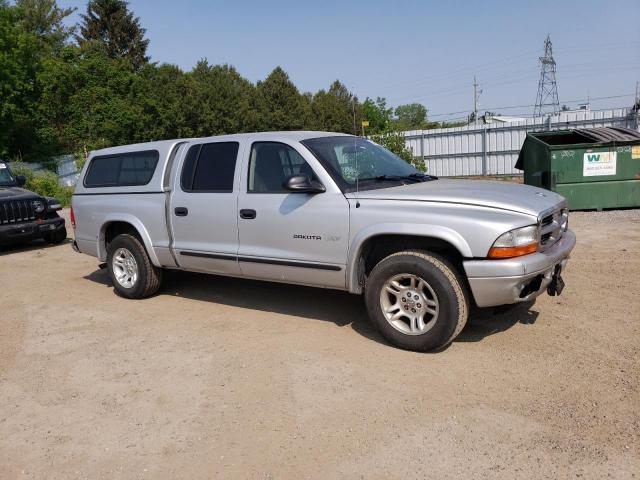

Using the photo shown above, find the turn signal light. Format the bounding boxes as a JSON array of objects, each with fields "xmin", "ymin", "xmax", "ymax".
[
  {"xmin": 488, "ymin": 225, "xmax": 539, "ymax": 259},
  {"xmin": 488, "ymin": 243, "xmax": 538, "ymax": 259}
]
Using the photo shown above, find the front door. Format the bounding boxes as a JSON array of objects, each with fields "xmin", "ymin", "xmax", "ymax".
[
  {"xmin": 237, "ymin": 141, "xmax": 349, "ymax": 289},
  {"xmin": 169, "ymin": 140, "xmax": 243, "ymax": 275}
]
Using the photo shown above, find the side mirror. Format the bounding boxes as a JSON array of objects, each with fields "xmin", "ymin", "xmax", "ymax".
[
  {"xmin": 283, "ymin": 174, "xmax": 326, "ymax": 194},
  {"xmin": 15, "ymin": 175, "xmax": 26, "ymax": 187}
]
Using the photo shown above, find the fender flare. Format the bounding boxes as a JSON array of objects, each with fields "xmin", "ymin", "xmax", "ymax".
[
  {"xmin": 346, "ymin": 223, "xmax": 473, "ymax": 293},
  {"xmin": 98, "ymin": 214, "xmax": 161, "ymax": 267}
]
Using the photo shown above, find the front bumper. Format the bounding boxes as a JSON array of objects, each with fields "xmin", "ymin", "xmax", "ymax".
[
  {"xmin": 0, "ymin": 216, "xmax": 66, "ymax": 245},
  {"xmin": 463, "ymin": 229, "xmax": 576, "ymax": 308}
]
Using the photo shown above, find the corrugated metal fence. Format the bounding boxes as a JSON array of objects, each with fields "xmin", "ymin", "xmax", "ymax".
[{"xmin": 403, "ymin": 108, "xmax": 640, "ymax": 177}]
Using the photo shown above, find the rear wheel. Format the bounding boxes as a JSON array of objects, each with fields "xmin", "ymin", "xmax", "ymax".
[
  {"xmin": 107, "ymin": 234, "xmax": 162, "ymax": 299},
  {"xmin": 365, "ymin": 250, "xmax": 468, "ymax": 352}
]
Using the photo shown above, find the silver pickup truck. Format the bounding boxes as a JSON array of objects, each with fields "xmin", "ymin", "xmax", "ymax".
[{"xmin": 72, "ymin": 131, "xmax": 575, "ymax": 351}]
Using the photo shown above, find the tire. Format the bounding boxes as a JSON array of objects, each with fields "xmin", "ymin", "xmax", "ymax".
[
  {"xmin": 44, "ymin": 226, "xmax": 67, "ymax": 244},
  {"xmin": 364, "ymin": 250, "xmax": 468, "ymax": 352},
  {"xmin": 106, "ymin": 234, "xmax": 162, "ymax": 299}
]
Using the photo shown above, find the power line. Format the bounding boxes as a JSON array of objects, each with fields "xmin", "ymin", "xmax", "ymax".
[
  {"xmin": 388, "ymin": 63, "xmax": 640, "ymax": 104},
  {"xmin": 374, "ymin": 40, "xmax": 640, "ymax": 96},
  {"xmin": 425, "ymin": 92, "xmax": 635, "ymax": 119}
]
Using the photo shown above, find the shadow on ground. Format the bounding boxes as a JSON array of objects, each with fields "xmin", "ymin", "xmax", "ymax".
[
  {"xmin": 0, "ymin": 238, "xmax": 72, "ymax": 256},
  {"xmin": 84, "ymin": 268, "xmax": 539, "ymax": 348},
  {"xmin": 456, "ymin": 301, "xmax": 538, "ymax": 342}
]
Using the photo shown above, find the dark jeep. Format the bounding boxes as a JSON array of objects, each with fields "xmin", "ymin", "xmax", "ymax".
[{"xmin": 0, "ymin": 161, "xmax": 67, "ymax": 247}]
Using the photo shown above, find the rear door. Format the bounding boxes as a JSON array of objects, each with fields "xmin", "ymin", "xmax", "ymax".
[
  {"xmin": 169, "ymin": 140, "xmax": 243, "ymax": 274},
  {"xmin": 236, "ymin": 141, "xmax": 349, "ymax": 289}
]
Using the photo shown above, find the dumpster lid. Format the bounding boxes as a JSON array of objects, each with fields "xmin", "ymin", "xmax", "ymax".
[
  {"xmin": 515, "ymin": 127, "xmax": 640, "ymax": 170},
  {"xmin": 575, "ymin": 127, "xmax": 640, "ymax": 143}
]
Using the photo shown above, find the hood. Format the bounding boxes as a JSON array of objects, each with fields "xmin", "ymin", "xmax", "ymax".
[
  {"xmin": 0, "ymin": 186, "xmax": 41, "ymax": 201},
  {"xmin": 347, "ymin": 179, "xmax": 565, "ymax": 217}
]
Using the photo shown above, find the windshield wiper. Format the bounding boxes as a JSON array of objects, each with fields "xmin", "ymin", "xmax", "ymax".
[{"xmin": 365, "ymin": 173, "xmax": 438, "ymax": 183}]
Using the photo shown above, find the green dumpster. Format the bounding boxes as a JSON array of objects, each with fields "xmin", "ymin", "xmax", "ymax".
[{"xmin": 515, "ymin": 127, "xmax": 640, "ymax": 210}]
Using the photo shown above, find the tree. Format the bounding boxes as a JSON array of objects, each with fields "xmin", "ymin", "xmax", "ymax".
[
  {"xmin": 0, "ymin": 2, "xmax": 39, "ymax": 158},
  {"xmin": 394, "ymin": 103, "xmax": 427, "ymax": 130},
  {"xmin": 77, "ymin": 0, "xmax": 149, "ymax": 69},
  {"xmin": 254, "ymin": 67, "xmax": 311, "ymax": 131},
  {"xmin": 361, "ymin": 97, "xmax": 392, "ymax": 134},
  {"xmin": 183, "ymin": 59, "xmax": 258, "ymax": 136},
  {"xmin": 14, "ymin": 0, "xmax": 75, "ymax": 50},
  {"xmin": 138, "ymin": 63, "xmax": 194, "ymax": 140},
  {"xmin": 311, "ymin": 80, "xmax": 361, "ymax": 134},
  {"xmin": 35, "ymin": 43, "xmax": 148, "ymax": 154}
]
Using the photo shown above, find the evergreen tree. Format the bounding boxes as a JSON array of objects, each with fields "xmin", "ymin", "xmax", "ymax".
[
  {"xmin": 255, "ymin": 67, "xmax": 311, "ymax": 131},
  {"xmin": 311, "ymin": 80, "xmax": 361, "ymax": 134},
  {"xmin": 77, "ymin": 0, "xmax": 149, "ymax": 69}
]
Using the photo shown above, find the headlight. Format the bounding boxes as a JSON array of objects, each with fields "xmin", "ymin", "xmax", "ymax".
[
  {"xmin": 488, "ymin": 225, "xmax": 539, "ymax": 259},
  {"xmin": 33, "ymin": 200, "xmax": 45, "ymax": 213}
]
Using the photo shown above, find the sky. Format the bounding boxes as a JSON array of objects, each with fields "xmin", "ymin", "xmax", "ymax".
[{"xmin": 59, "ymin": 0, "xmax": 640, "ymax": 122}]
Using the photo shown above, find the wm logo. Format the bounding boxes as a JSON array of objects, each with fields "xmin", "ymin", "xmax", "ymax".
[{"xmin": 587, "ymin": 154, "xmax": 600, "ymax": 162}]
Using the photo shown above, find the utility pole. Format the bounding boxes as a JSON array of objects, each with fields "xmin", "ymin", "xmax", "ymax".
[
  {"xmin": 534, "ymin": 35, "xmax": 560, "ymax": 117},
  {"xmin": 635, "ymin": 81, "xmax": 639, "ymax": 131},
  {"xmin": 473, "ymin": 75, "xmax": 481, "ymax": 125}
]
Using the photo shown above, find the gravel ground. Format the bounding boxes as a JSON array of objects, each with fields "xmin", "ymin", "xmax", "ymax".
[{"xmin": 1, "ymin": 209, "xmax": 638, "ymax": 479}]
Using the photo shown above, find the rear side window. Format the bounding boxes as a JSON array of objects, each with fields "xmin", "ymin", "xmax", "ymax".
[
  {"xmin": 84, "ymin": 150, "xmax": 159, "ymax": 187},
  {"xmin": 181, "ymin": 142, "xmax": 239, "ymax": 192}
]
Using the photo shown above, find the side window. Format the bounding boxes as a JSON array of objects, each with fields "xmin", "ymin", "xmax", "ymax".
[
  {"xmin": 84, "ymin": 150, "xmax": 159, "ymax": 188},
  {"xmin": 180, "ymin": 142, "xmax": 239, "ymax": 192},
  {"xmin": 248, "ymin": 142, "xmax": 318, "ymax": 193}
]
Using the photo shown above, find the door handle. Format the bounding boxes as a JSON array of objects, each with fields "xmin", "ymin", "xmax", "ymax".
[
  {"xmin": 239, "ymin": 209, "xmax": 256, "ymax": 219},
  {"xmin": 174, "ymin": 207, "xmax": 188, "ymax": 216}
]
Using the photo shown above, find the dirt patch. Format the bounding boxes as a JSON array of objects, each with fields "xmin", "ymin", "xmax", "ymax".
[{"xmin": 1, "ymin": 209, "xmax": 638, "ymax": 479}]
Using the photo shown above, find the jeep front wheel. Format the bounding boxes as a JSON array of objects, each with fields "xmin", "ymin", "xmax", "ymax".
[
  {"xmin": 107, "ymin": 234, "xmax": 162, "ymax": 299},
  {"xmin": 365, "ymin": 250, "xmax": 468, "ymax": 352}
]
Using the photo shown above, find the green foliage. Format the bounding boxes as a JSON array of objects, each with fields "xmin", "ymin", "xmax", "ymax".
[
  {"xmin": 394, "ymin": 103, "xmax": 428, "ymax": 130},
  {"xmin": 77, "ymin": 0, "xmax": 149, "ymax": 70},
  {"xmin": 14, "ymin": 0, "xmax": 75, "ymax": 50},
  {"xmin": 362, "ymin": 97, "xmax": 393, "ymax": 134},
  {"xmin": 2, "ymin": 0, "xmax": 437, "ymax": 183},
  {"xmin": 184, "ymin": 60, "xmax": 259, "ymax": 136},
  {"xmin": 254, "ymin": 67, "xmax": 311, "ymax": 131},
  {"xmin": 369, "ymin": 130, "xmax": 425, "ymax": 172},
  {"xmin": 10, "ymin": 162, "xmax": 73, "ymax": 206},
  {"xmin": 35, "ymin": 43, "xmax": 148, "ymax": 153},
  {"xmin": 0, "ymin": 3, "xmax": 39, "ymax": 158},
  {"xmin": 311, "ymin": 80, "xmax": 362, "ymax": 134}
]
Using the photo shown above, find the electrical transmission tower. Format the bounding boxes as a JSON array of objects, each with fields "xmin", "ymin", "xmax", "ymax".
[{"xmin": 534, "ymin": 35, "xmax": 560, "ymax": 116}]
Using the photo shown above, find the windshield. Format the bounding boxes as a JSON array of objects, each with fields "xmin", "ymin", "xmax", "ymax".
[
  {"xmin": 301, "ymin": 136, "xmax": 427, "ymax": 192},
  {"xmin": 0, "ymin": 163, "xmax": 17, "ymax": 186}
]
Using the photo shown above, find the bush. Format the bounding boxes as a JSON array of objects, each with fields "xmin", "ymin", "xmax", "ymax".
[
  {"xmin": 370, "ymin": 130, "xmax": 427, "ymax": 172},
  {"xmin": 10, "ymin": 163, "xmax": 74, "ymax": 207}
]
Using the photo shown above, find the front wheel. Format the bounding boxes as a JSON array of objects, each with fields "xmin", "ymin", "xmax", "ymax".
[
  {"xmin": 365, "ymin": 250, "xmax": 468, "ymax": 352},
  {"xmin": 44, "ymin": 226, "xmax": 67, "ymax": 244},
  {"xmin": 106, "ymin": 234, "xmax": 162, "ymax": 299}
]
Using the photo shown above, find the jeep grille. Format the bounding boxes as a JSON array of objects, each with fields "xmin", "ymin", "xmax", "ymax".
[{"xmin": 0, "ymin": 199, "xmax": 37, "ymax": 225}]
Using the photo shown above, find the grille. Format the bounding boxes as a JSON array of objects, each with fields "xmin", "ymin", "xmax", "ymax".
[
  {"xmin": 0, "ymin": 199, "xmax": 37, "ymax": 225},
  {"xmin": 538, "ymin": 207, "xmax": 568, "ymax": 252}
]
